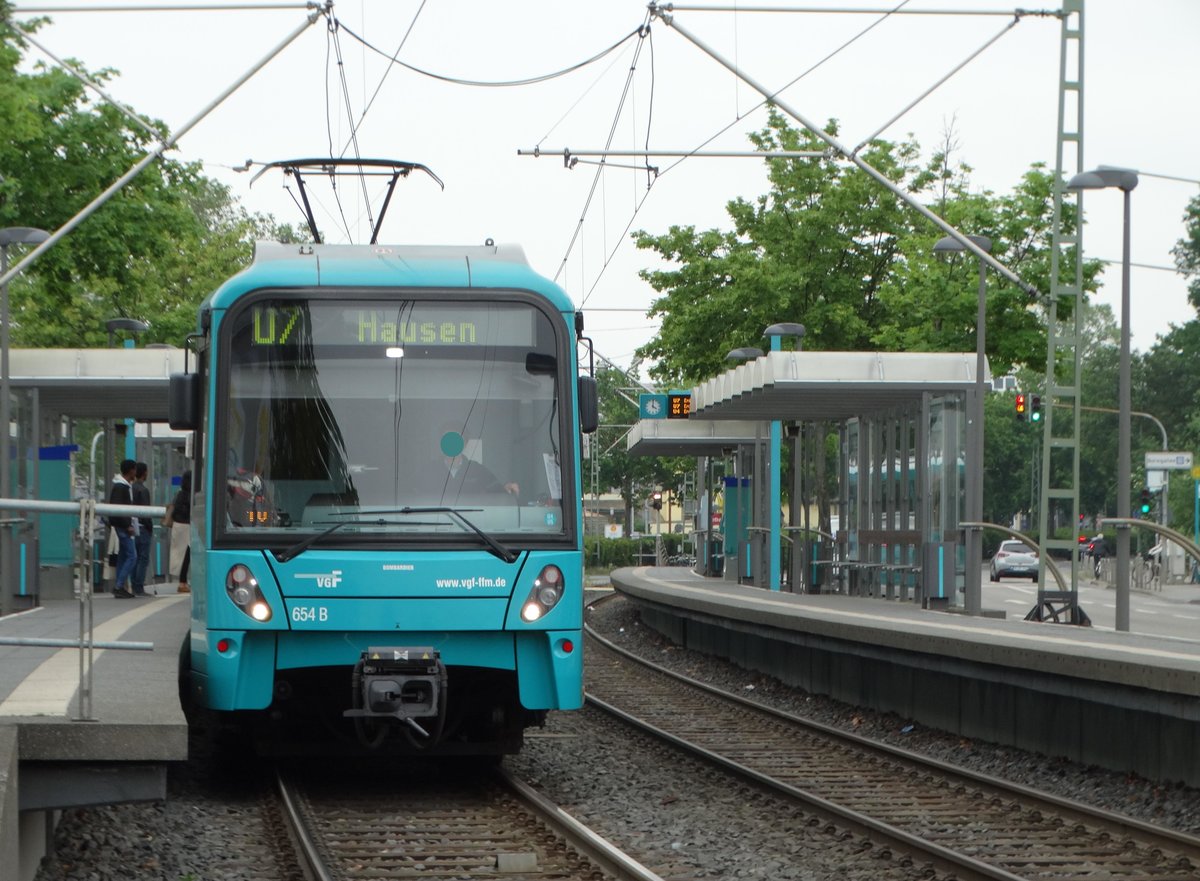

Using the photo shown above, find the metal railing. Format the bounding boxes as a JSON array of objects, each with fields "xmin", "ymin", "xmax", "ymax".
[{"xmin": 0, "ymin": 496, "xmax": 165, "ymax": 720}]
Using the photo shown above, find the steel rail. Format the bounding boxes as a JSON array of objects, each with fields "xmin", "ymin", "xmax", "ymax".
[
  {"xmin": 497, "ymin": 768, "xmax": 668, "ymax": 881},
  {"xmin": 584, "ymin": 613, "xmax": 1200, "ymax": 873},
  {"xmin": 275, "ymin": 770, "xmax": 337, "ymax": 881},
  {"xmin": 584, "ymin": 679, "xmax": 1020, "ymax": 881},
  {"xmin": 275, "ymin": 761, "xmax": 663, "ymax": 881}
]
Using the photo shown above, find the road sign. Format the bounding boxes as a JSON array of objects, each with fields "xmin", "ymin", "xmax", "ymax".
[
  {"xmin": 1192, "ymin": 466, "xmax": 1200, "ymax": 480},
  {"xmin": 1145, "ymin": 452, "xmax": 1194, "ymax": 470}
]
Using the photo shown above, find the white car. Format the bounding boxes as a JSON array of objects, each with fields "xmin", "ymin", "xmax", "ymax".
[{"xmin": 989, "ymin": 540, "xmax": 1039, "ymax": 582}]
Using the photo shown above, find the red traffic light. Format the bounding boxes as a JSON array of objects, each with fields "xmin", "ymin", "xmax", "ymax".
[{"xmin": 1015, "ymin": 393, "xmax": 1027, "ymax": 420}]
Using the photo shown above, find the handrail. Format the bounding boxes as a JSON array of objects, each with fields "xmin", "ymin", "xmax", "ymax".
[
  {"xmin": 784, "ymin": 525, "xmax": 837, "ymax": 542},
  {"xmin": 0, "ymin": 494, "xmax": 167, "ymax": 721},
  {"xmin": 1099, "ymin": 518, "xmax": 1200, "ymax": 566}
]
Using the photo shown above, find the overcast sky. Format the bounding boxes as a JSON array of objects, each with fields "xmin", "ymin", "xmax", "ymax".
[{"xmin": 13, "ymin": 0, "xmax": 1199, "ymax": 375}]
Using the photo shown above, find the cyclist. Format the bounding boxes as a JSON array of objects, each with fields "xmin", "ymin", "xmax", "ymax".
[{"xmin": 1087, "ymin": 535, "xmax": 1107, "ymax": 578}]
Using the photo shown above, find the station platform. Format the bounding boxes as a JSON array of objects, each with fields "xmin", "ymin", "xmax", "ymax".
[
  {"xmin": 610, "ymin": 566, "xmax": 1200, "ymax": 787},
  {"xmin": 0, "ymin": 589, "xmax": 190, "ymax": 881}
]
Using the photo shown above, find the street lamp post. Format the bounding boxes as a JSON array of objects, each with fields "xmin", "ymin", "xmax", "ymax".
[
  {"xmin": 0, "ymin": 227, "xmax": 50, "ymax": 616},
  {"xmin": 933, "ymin": 234, "xmax": 992, "ymax": 616},
  {"xmin": 1068, "ymin": 166, "xmax": 1139, "ymax": 632}
]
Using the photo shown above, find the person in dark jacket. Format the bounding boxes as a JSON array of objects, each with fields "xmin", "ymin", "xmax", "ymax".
[
  {"xmin": 131, "ymin": 462, "xmax": 153, "ymax": 596},
  {"xmin": 108, "ymin": 459, "xmax": 138, "ymax": 598},
  {"xmin": 169, "ymin": 471, "xmax": 192, "ymax": 594}
]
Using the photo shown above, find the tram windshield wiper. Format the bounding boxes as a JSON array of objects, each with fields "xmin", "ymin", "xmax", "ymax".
[
  {"xmin": 275, "ymin": 518, "xmax": 382, "ymax": 563},
  {"xmin": 404, "ymin": 506, "xmax": 520, "ymax": 564},
  {"xmin": 273, "ymin": 507, "xmax": 519, "ymax": 564}
]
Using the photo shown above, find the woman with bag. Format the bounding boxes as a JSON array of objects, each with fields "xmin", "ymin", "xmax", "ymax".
[{"xmin": 168, "ymin": 471, "xmax": 192, "ymax": 594}]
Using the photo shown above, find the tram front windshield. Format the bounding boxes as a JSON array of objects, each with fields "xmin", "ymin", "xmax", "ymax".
[{"xmin": 217, "ymin": 296, "xmax": 568, "ymax": 543}]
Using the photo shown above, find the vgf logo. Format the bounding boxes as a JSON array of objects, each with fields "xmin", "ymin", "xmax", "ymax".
[{"xmin": 295, "ymin": 570, "xmax": 343, "ymax": 588}]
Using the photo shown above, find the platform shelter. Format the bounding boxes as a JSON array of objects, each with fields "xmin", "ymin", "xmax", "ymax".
[
  {"xmin": 1, "ymin": 348, "xmax": 188, "ymax": 615},
  {"xmin": 631, "ymin": 351, "xmax": 988, "ymax": 609}
]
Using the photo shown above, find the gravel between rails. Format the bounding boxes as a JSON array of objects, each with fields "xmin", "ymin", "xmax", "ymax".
[
  {"xmin": 32, "ymin": 589, "xmax": 1200, "ymax": 881},
  {"xmin": 564, "ymin": 591, "xmax": 1200, "ymax": 835}
]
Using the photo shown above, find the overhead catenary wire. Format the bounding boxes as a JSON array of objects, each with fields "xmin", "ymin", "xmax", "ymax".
[
  {"xmin": 334, "ymin": 1, "xmax": 427, "ymax": 159},
  {"xmin": 326, "ymin": 17, "xmax": 374, "ymax": 236},
  {"xmin": 336, "ymin": 20, "xmax": 646, "ymax": 88},
  {"xmin": 647, "ymin": 1, "xmax": 911, "ymax": 181},
  {"xmin": 19, "ymin": 28, "xmax": 161, "ymax": 139},
  {"xmin": 556, "ymin": 2, "xmax": 911, "ymax": 319},
  {"xmin": 12, "ymin": 3, "xmax": 316, "ymax": 10},
  {"xmin": 850, "ymin": 13, "xmax": 1022, "ymax": 154},
  {"xmin": 0, "ymin": 6, "xmax": 324, "ymax": 289},
  {"xmin": 552, "ymin": 16, "xmax": 655, "ymax": 287},
  {"xmin": 649, "ymin": 2, "xmax": 1037, "ymax": 295},
  {"xmin": 660, "ymin": 4, "xmax": 1060, "ymax": 16}
]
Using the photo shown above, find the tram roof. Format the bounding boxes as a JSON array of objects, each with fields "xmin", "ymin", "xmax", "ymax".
[
  {"xmin": 202, "ymin": 242, "xmax": 576, "ymax": 314},
  {"xmin": 689, "ymin": 350, "xmax": 988, "ymax": 422}
]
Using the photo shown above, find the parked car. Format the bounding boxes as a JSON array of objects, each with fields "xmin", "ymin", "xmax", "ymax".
[{"xmin": 990, "ymin": 539, "xmax": 1039, "ymax": 582}]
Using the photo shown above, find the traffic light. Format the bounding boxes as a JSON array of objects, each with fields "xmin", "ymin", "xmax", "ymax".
[
  {"xmin": 1030, "ymin": 394, "xmax": 1042, "ymax": 422},
  {"xmin": 651, "ymin": 491, "xmax": 663, "ymax": 511},
  {"xmin": 1140, "ymin": 488, "xmax": 1152, "ymax": 516},
  {"xmin": 1015, "ymin": 393, "xmax": 1027, "ymax": 421}
]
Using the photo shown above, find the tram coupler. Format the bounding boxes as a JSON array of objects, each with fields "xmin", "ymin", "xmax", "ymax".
[{"xmin": 344, "ymin": 646, "xmax": 446, "ymax": 722}]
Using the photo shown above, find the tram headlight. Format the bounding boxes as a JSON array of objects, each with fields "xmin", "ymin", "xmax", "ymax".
[
  {"xmin": 226, "ymin": 564, "xmax": 273, "ymax": 622},
  {"xmin": 521, "ymin": 565, "xmax": 564, "ymax": 623}
]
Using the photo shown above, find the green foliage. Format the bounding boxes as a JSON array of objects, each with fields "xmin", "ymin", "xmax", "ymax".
[
  {"xmin": 1173, "ymin": 193, "xmax": 1200, "ymax": 311},
  {"xmin": 632, "ymin": 110, "xmax": 1100, "ymax": 386},
  {"xmin": 583, "ymin": 534, "xmax": 689, "ymax": 570},
  {"xmin": 0, "ymin": 12, "xmax": 305, "ymax": 348},
  {"xmin": 982, "ymin": 391, "xmax": 1040, "ymax": 527}
]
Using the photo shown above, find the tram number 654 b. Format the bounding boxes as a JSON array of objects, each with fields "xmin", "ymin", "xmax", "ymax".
[{"xmin": 291, "ymin": 606, "xmax": 329, "ymax": 623}]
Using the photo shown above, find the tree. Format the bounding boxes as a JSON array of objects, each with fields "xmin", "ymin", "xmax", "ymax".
[
  {"xmin": 591, "ymin": 364, "xmax": 688, "ymax": 532},
  {"xmin": 632, "ymin": 110, "xmax": 1099, "ymax": 386},
  {"xmin": 0, "ymin": 9, "xmax": 305, "ymax": 348},
  {"xmin": 1173, "ymin": 193, "xmax": 1200, "ymax": 311}
]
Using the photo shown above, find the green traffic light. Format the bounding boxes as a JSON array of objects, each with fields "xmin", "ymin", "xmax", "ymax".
[{"xmin": 1030, "ymin": 411, "xmax": 1041, "ymax": 422}]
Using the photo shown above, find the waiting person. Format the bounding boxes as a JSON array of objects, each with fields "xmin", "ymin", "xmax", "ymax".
[
  {"xmin": 169, "ymin": 470, "xmax": 192, "ymax": 594},
  {"xmin": 108, "ymin": 459, "xmax": 138, "ymax": 599},
  {"xmin": 131, "ymin": 462, "xmax": 153, "ymax": 596}
]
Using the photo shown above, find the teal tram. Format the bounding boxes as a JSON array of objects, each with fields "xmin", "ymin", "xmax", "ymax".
[{"xmin": 169, "ymin": 241, "xmax": 598, "ymax": 755}]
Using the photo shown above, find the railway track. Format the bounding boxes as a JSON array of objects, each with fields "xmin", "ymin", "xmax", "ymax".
[
  {"xmin": 584, "ymin": 622, "xmax": 1200, "ymax": 881},
  {"xmin": 274, "ymin": 764, "xmax": 664, "ymax": 881}
]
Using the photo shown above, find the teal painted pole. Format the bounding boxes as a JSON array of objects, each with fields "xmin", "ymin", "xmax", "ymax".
[
  {"xmin": 124, "ymin": 338, "xmax": 137, "ymax": 459},
  {"xmin": 769, "ymin": 336, "xmax": 781, "ymax": 591}
]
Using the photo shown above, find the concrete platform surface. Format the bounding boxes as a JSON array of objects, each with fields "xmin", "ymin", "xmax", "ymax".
[
  {"xmin": 0, "ymin": 591, "xmax": 192, "ymax": 880},
  {"xmin": 0, "ymin": 592, "xmax": 191, "ymax": 760}
]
